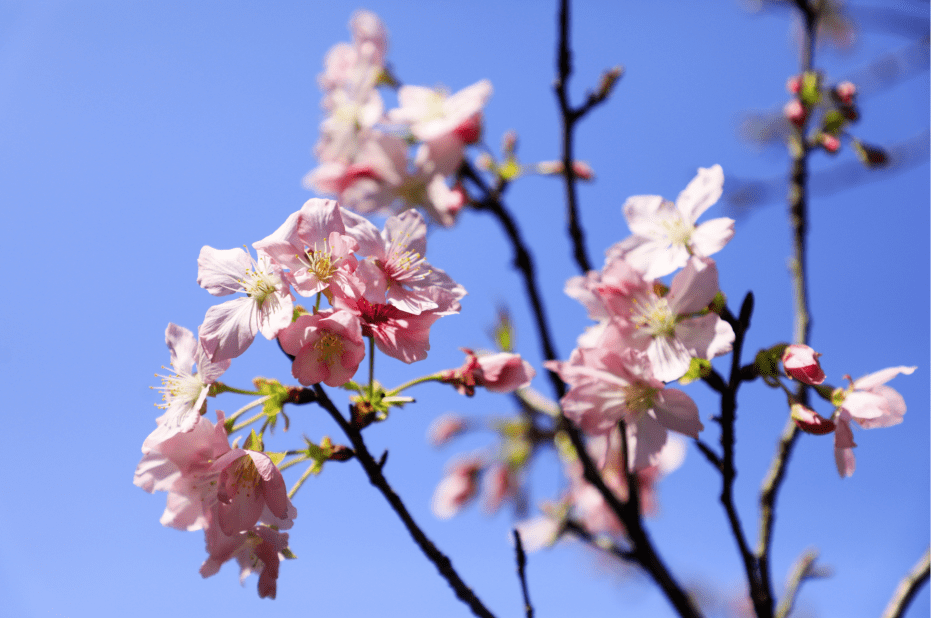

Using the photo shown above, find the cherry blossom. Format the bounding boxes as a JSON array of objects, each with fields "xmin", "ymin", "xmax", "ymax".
[
  {"xmin": 277, "ymin": 310, "xmax": 366, "ymax": 387},
  {"xmin": 388, "ymin": 79, "xmax": 492, "ymax": 144},
  {"xmin": 149, "ymin": 324, "xmax": 230, "ymax": 442},
  {"xmin": 832, "ymin": 365, "xmax": 916, "ymax": 477},
  {"xmin": 431, "ymin": 454, "xmax": 484, "ymax": 519},
  {"xmin": 210, "ymin": 448, "xmax": 295, "ymax": 536},
  {"xmin": 608, "ymin": 165, "xmax": 734, "ymax": 280},
  {"xmin": 441, "ymin": 348, "xmax": 535, "ymax": 396},
  {"xmin": 252, "ymin": 198, "xmax": 363, "ymax": 302},
  {"xmin": 782, "ymin": 344, "xmax": 826, "ymax": 385},
  {"xmin": 200, "ymin": 524, "xmax": 291, "ymax": 600},
  {"xmin": 598, "ymin": 255, "xmax": 734, "ymax": 382},
  {"xmin": 197, "ymin": 247, "xmax": 294, "ymax": 363}
]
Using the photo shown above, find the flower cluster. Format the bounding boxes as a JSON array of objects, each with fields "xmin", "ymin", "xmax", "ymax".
[
  {"xmin": 549, "ymin": 165, "xmax": 734, "ymax": 470},
  {"xmin": 780, "ymin": 344, "xmax": 915, "ymax": 478},
  {"xmin": 305, "ymin": 10, "xmax": 491, "ymax": 227},
  {"xmin": 136, "ymin": 326, "xmax": 296, "ymax": 598}
]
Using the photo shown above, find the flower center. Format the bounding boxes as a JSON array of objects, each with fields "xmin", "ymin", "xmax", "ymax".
[
  {"xmin": 300, "ymin": 240, "xmax": 342, "ymax": 283},
  {"xmin": 240, "ymin": 263, "xmax": 280, "ymax": 308},
  {"xmin": 623, "ymin": 383, "xmax": 658, "ymax": 415},
  {"xmin": 632, "ymin": 297, "xmax": 678, "ymax": 338},
  {"xmin": 661, "ymin": 214, "xmax": 694, "ymax": 248},
  {"xmin": 228, "ymin": 456, "xmax": 261, "ymax": 499},
  {"xmin": 154, "ymin": 368, "xmax": 204, "ymax": 411},
  {"xmin": 314, "ymin": 332, "xmax": 345, "ymax": 365}
]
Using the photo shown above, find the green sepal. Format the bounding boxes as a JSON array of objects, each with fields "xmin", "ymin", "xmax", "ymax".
[
  {"xmin": 291, "ymin": 305, "xmax": 308, "ymax": 322},
  {"xmin": 350, "ymin": 381, "xmax": 399, "ymax": 424},
  {"xmin": 265, "ymin": 451, "xmax": 287, "ymax": 467},
  {"xmin": 243, "ymin": 429, "xmax": 264, "ymax": 452},
  {"xmin": 280, "ymin": 548, "xmax": 298, "ymax": 560},
  {"xmin": 830, "ymin": 387, "xmax": 847, "ymax": 408},
  {"xmin": 755, "ymin": 343, "xmax": 789, "ymax": 379},
  {"xmin": 679, "ymin": 358, "xmax": 712, "ymax": 385},
  {"xmin": 491, "ymin": 307, "xmax": 515, "ymax": 353},
  {"xmin": 254, "ymin": 378, "xmax": 291, "ymax": 432},
  {"xmin": 813, "ymin": 383, "xmax": 836, "ymax": 402},
  {"xmin": 821, "ymin": 109, "xmax": 846, "ymax": 134},
  {"xmin": 709, "ymin": 291, "xmax": 727, "ymax": 315},
  {"xmin": 799, "ymin": 71, "xmax": 821, "ymax": 108},
  {"xmin": 303, "ymin": 435, "xmax": 335, "ymax": 475}
]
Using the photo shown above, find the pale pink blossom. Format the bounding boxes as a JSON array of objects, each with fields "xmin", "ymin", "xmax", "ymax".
[
  {"xmin": 547, "ymin": 322, "xmax": 703, "ymax": 469},
  {"xmin": 432, "ymin": 455, "xmax": 484, "ymax": 519},
  {"xmin": 388, "ymin": 79, "xmax": 492, "ymax": 143},
  {"xmin": 277, "ymin": 310, "xmax": 366, "ymax": 387},
  {"xmin": 482, "ymin": 463, "xmax": 518, "ymax": 513},
  {"xmin": 427, "ymin": 413, "xmax": 467, "ymax": 446},
  {"xmin": 334, "ymin": 293, "xmax": 443, "ymax": 363},
  {"xmin": 599, "ymin": 256, "xmax": 734, "ymax": 382},
  {"xmin": 349, "ymin": 10, "xmax": 388, "ymax": 67},
  {"xmin": 201, "ymin": 524, "xmax": 291, "ymax": 600},
  {"xmin": 790, "ymin": 403, "xmax": 835, "ymax": 435},
  {"xmin": 514, "ymin": 508, "xmax": 564, "ymax": 552},
  {"xmin": 784, "ymin": 99, "xmax": 806, "ymax": 126},
  {"xmin": 782, "ymin": 344, "xmax": 826, "ymax": 385},
  {"xmin": 197, "ymin": 247, "xmax": 293, "ymax": 362},
  {"xmin": 149, "ymin": 324, "xmax": 230, "ymax": 441},
  {"xmin": 135, "ymin": 410, "xmax": 231, "ymax": 531},
  {"xmin": 441, "ymin": 349, "xmax": 535, "ymax": 396},
  {"xmin": 340, "ymin": 208, "xmax": 466, "ymax": 315},
  {"xmin": 833, "ymin": 365, "xmax": 916, "ymax": 477},
  {"xmin": 252, "ymin": 198, "xmax": 363, "ymax": 301},
  {"xmin": 608, "ymin": 165, "xmax": 734, "ymax": 279},
  {"xmin": 211, "ymin": 448, "xmax": 295, "ymax": 536}
]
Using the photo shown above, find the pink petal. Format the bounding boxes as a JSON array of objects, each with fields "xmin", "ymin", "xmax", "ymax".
[
  {"xmin": 675, "ymin": 164, "xmax": 724, "ymax": 222},
  {"xmin": 691, "ymin": 217, "xmax": 735, "ymax": 257},
  {"xmin": 197, "ymin": 246, "xmax": 251, "ymax": 296}
]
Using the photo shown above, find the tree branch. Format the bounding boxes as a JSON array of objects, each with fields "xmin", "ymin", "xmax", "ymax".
[
  {"xmin": 881, "ymin": 547, "xmax": 931, "ymax": 618},
  {"xmin": 312, "ymin": 385, "xmax": 497, "ymax": 618},
  {"xmin": 512, "ymin": 530, "xmax": 535, "ymax": 618}
]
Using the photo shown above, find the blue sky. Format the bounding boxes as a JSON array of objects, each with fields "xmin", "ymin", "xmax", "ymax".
[{"xmin": 1, "ymin": 1, "xmax": 927, "ymax": 617}]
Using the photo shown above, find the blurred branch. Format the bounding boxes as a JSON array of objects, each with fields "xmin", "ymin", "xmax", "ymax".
[
  {"xmin": 554, "ymin": 0, "xmax": 622, "ymax": 275},
  {"xmin": 512, "ymin": 530, "xmax": 535, "ymax": 618},
  {"xmin": 724, "ymin": 129, "xmax": 930, "ymax": 216},
  {"xmin": 775, "ymin": 549, "xmax": 831, "ymax": 618},
  {"xmin": 738, "ymin": 36, "xmax": 929, "ymax": 151},
  {"xmin": 881, "ymin": 547, "xmax": 931, "ymax": 618},
  {"xmin": 312, "ymin": 385, "xmax": 498, "ymax": 618}
]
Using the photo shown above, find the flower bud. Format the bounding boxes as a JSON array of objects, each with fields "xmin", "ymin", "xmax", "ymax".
[
  {"xmin": 833, "ymin": 81, "xmax": 856, "ymax": 105},
  {"xmin": 783, "ymin": 99, "xmax": 806, "ymax": 127},
  {"xmin": 786, "ymin": 75, "xmax": 802, "ymax": 94},
  {"xmin": 782, "ymin": 344, "xmax": 826, "ymax": 385},
  {"xmin": 819, "ymin": 133, "xmax": 840, "ymax": 154},
  {"xmin": 428, "ymin": 413, "xmax": 467, "ymax": 446},
  {"xmin": 790, "ymin": 403, "xmax": 836, "ymax": 435}
]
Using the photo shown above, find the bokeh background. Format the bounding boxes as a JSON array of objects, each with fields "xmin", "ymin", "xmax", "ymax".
[{"xmin": 1, "ymin": 1, "xmax": 927, "ymax": 617}]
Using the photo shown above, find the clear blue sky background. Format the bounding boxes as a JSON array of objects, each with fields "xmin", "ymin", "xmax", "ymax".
[{"xmin": 1, "ymin": 1, "xmax": 927, "ymax": 617}]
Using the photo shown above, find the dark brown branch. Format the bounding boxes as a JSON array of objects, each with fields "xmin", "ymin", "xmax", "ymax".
[
  {"xmin": 312, "ymin": 385, "xmax": 497, "ymax": 618},
  {"xmin": 881, "ymin": 547, "xmax": 931, "ymax": 618},
  {"xmin": 460, "ymin": 162, "xmax": 565, "ymax": 400},
  {"xmin": 512, "ymin": 530, "xmax": 534, "ymax": 618},
  {"xmin": 554, "ymin": 0, "xmax": 622, "ymax": 275}
]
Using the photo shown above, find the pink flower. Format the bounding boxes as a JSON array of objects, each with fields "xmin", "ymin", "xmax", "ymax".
[
  {"xmin": 790, "ymin": 403, "xmax": 835, "ymax": 435},
  {"xmin": 211, "ymin": 448, "xmax": 295, "ymax": 536},
  {"xmin": 388, "ymin": 79, "xmax": 492, "ymax": 143},
  {"xmin": 200, "ymin": 524, "xmax": 291, "ymax": 600},
  {"xmin": 340, "ymin": 208, "xmax": 466, "ymax": 315},
  {"xmin": 197, "ymin": 247, "xmax": 294, "ymax": 363},
  {"xmin": 441, "ymin": 349, "xmax": 535, "ymax": 396},
  {"xmin": 782, "ymin": 344, "xmax": 826, "ymax": 385},
  {"xmin": 598, "ymin": 256, "xmax": 734, "ymax": 382},
  {"xmin": 427, "ymin": 413, "xmax": 467, "ymax": 446},
  {"xmin": 608, "ymin": 165, "xmax": 734, "ymax": 280},
  {"xmin": 135, "ymin": 410, "xmax": 231, "ymax": 531},
  {"xmin": 252, "ymin": 198, "xmax": 363, "ymax": 302},
  {"xmin": 431, "ymin": 455, "xmax": 484, "ymax": 519},
  {"xmin": 833, "ymin": 365, "xmax": 916, "ymax": 477},
  {"xmin": 277, "ymin": 310, "xmax": 366, "ymax": 387},
  {"xmin": 784, "ymin": 99, "xmax": 806, "ymax": 126},
  {"xmin": 547, "ymin": 322, "xmax": 703, "ymax": 470},
  {"xmin": 149, "ymin": 324, "xmax": 230, "ymax": 440}
]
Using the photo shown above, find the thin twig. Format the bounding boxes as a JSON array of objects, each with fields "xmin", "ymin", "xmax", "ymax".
[
  {"xmin": 756, "ymin": 2, "xmax": 820, "ymax": 615},
  {"xmin": 312, "ymin": 385, "xmax": 497, "ymax": 618},
  {"xmin": 554, "ymin": 0, "xmax": 593, "ymax": 274},
  {"xmin": 775, "ymin": 549, "xmax": 827, "ymax": 618},
  {"xmin": 564, "ymin": 519, "xmax": 637, "ymax": 562},
  {"xmin": 512, "ymin": 530, "xmax": 534, "ymax": 618},
  {"xmin": 461, "ymin": 162, "xmax": 565, "ymax": 400},
  {"xmin": 881, "ymin": 547, "xmax": 931, "ymax": 618}
]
